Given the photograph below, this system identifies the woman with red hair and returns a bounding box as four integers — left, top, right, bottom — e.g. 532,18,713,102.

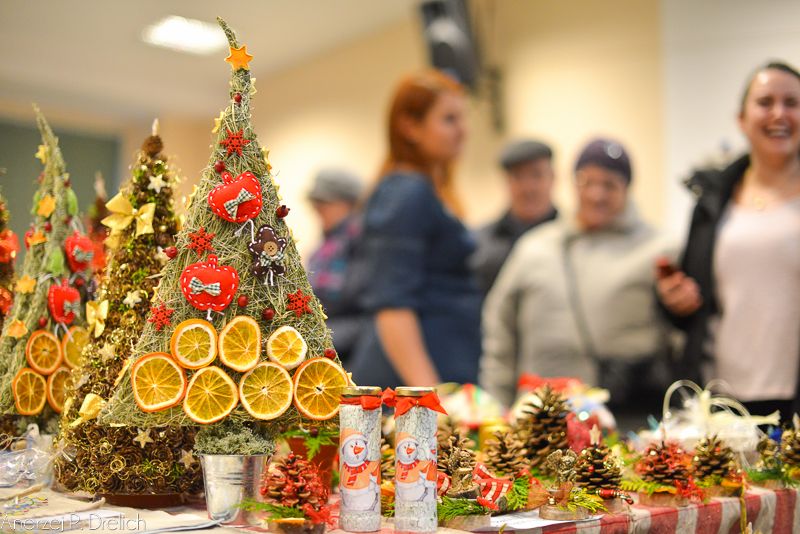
349,70,481,387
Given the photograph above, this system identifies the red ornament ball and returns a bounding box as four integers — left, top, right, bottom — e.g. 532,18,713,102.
233,93,242,104
164,246,178,259
323,348,336,360
213,160,226,173
74,277,85,288
309,427,319,437
63,177,71,187
237,295,249,308
262,307,275,321
64,216,72,225
44,222,52,232
276,205,290,218
38,317,47,328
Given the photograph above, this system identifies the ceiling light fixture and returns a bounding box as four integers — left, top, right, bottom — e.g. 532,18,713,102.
142,16,227,55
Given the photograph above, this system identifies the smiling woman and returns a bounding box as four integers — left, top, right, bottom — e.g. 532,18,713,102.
658,61,800,422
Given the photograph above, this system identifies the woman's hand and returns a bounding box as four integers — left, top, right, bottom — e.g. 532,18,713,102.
655,258,703,316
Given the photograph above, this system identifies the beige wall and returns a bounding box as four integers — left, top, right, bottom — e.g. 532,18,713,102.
249,0,664,259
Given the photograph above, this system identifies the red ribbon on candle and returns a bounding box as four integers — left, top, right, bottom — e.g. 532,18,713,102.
385,390,447,417
341,395,382,410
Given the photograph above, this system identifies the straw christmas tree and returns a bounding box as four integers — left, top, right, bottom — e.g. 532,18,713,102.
54,125,203,496
0,106,93,436
0,169,20,442
101,18,347,454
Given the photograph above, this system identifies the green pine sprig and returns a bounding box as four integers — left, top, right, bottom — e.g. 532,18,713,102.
620,476,676,495
240,500,305,519
561,487,607,513
437,496,492,522
504,475,531,511
280,427,338,459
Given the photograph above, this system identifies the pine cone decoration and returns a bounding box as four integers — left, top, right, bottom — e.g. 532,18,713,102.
262,454,328,510
574,443,622,491
757,436,780,471
636,442,690,486
485,430,528,477
782,427,800,469
381,438,395,481
692,435,736,481
515,386,569,469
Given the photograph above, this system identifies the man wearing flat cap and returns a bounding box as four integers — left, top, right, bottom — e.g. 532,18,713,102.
471,139,558,295
307,168,366,365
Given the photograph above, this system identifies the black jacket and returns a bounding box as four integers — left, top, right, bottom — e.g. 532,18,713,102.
665,154,800,406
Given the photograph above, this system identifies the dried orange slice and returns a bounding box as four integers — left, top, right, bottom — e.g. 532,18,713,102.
266,326,307,370
183,366,238,424
131,352,187,413
46,367,72,413
170,319,218,369
219,316,261,372
62,326,89,370
26,330,63,375
239,362,293,420
12,368,47,416
292,357,348,420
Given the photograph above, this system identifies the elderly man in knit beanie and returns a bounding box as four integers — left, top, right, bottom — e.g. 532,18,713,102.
307,168,367,366
480,138,677,430
472,139,558,295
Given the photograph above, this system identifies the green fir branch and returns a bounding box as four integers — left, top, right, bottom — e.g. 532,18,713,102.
281,427,337,459
240,500,305,519
504,475,530,511
437,496,491,522
620,477,676,495
562,488,607,514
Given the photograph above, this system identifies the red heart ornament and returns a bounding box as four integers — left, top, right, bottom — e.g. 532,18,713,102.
64,231,95,273
180,254,239,312
48,278,81,325
207,171,263,223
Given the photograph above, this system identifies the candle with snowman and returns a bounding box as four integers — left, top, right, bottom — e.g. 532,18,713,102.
339,386,383,532
393,387,443,534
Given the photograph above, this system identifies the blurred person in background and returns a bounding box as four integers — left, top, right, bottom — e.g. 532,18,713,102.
471,139,558,295
480,138,676,422
307,168,366,366
657,61,800,422
349,70,482,388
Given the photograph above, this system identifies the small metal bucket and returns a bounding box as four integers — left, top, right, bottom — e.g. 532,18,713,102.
200,454,271,526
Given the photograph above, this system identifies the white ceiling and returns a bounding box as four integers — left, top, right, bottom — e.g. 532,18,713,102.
0,0,418,121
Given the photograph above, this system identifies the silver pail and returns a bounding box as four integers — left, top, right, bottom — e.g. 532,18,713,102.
200,454,271,526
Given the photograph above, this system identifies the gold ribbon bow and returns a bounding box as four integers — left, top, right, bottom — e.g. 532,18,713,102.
101,193,155,236
86,300,109,337
69,393,106,427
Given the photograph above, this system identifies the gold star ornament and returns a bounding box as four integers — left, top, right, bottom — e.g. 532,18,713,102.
133,428,154,448
15,275,36,294
35,145,48,164
37,195,56,218
225,45,253,70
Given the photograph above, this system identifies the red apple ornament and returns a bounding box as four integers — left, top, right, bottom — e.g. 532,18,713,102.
48,278,81,325
180,254,239,312
207,171,263,223
65,231,95,273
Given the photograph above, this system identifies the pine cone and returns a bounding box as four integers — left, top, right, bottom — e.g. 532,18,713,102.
381,438,395,481
757,436,780,471
782,427,800,468
515,386,569,469
636,442,690,486
692,435,736,481
485,430,528,477
574,444,622,491
262,454,328,510
142,135,163,157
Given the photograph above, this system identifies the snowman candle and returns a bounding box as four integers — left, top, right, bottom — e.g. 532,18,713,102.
393,387,446,534
339,386,383,532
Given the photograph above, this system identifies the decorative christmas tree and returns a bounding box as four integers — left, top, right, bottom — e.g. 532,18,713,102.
54,124,202,498
100,19,347,455
691,435,737,482
0,106,93,436
484,430,528,478
0,169,20,446
574,426,622,492
515,386,569,469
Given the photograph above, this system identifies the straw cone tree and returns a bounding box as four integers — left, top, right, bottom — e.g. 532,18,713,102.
0,106,93,436
102,19,347,454
0,169,20,441
54,125,203,496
